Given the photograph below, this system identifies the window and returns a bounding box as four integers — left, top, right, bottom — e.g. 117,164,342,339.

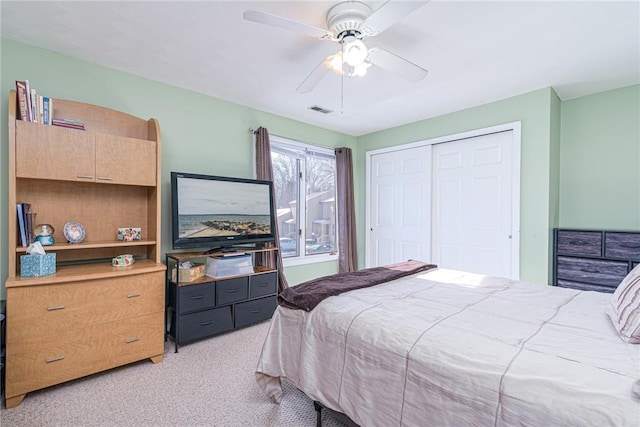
270,136,337,263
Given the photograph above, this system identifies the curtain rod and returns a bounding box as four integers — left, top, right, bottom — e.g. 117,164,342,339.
248,127,346,152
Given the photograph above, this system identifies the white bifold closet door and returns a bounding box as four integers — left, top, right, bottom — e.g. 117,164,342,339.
368,145,432,267
367,128,517,279
431,131,514,278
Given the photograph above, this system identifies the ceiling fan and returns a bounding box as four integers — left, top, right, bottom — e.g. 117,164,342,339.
244,1,430,94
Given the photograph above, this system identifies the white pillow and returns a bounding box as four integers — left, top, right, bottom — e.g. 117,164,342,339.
607,263,640,343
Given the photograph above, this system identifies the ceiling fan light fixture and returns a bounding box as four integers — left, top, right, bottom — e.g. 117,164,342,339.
343,38,368,67
350,61,371,77
324,51,344,75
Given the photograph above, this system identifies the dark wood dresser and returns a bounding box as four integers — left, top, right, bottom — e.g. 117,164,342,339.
553,228,640,292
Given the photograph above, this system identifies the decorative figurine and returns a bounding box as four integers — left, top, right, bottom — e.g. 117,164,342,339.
34,223,55,246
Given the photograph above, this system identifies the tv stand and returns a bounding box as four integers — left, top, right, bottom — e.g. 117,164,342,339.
165,246,279,352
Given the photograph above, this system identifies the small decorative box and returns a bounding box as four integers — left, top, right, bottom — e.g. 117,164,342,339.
179,263,205,283
20,253,56,277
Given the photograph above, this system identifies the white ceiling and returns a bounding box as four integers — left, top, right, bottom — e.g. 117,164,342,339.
2,1,639,136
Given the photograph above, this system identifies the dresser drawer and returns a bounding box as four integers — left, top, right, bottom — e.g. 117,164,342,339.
175,282,215,313
6,311,164,399
216,277,248,305
249,272,277,298
556,256,627,287
174,306,233,343
7,272,164,341
234,296,277,328
556,279,616,293
556,231,602,257
605,232,640,260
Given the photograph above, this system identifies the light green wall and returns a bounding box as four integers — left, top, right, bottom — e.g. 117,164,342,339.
559,85,640,229
356,88,558,284
0,39,355,297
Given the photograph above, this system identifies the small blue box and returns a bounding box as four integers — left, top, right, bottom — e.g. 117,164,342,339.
20,253,56,277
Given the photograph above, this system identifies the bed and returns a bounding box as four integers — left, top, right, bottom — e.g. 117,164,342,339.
255,263,640,426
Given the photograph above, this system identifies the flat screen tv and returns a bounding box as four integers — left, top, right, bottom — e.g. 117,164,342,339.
171,172,276,251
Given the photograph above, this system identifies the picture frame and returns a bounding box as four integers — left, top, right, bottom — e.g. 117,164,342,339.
117,227,141,241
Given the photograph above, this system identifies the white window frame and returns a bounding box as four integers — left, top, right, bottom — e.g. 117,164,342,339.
270,135,338,267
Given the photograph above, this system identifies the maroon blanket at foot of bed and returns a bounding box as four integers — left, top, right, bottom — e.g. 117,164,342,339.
277,260,437,311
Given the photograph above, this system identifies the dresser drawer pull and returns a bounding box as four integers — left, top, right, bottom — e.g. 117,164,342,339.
250,309,262,314
76,174,94,179
47,305,65,311
619,243,640,249
226,289,240,293
127,293,141,298
581,268,600,273
98,176,113,181
569,240,589,245
190,295,205,300
126,337,140,344
46,355,64,363
256,284,268,288
200,321,215,326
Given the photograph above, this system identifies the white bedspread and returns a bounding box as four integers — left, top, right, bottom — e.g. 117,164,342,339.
255,268,640,426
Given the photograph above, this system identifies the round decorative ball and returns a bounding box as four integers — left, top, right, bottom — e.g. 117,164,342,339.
34,223,55,246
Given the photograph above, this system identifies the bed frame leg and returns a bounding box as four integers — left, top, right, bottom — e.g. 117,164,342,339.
314,401,322,427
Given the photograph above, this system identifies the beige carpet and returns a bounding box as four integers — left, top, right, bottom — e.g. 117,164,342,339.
1,321,347,427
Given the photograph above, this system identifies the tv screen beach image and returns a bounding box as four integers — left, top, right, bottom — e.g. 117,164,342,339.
177,177,272,238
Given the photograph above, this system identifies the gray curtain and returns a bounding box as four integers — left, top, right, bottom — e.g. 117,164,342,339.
255,127,289,291
335,147,358,273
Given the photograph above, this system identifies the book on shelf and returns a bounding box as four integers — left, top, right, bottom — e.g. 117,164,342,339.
29,88,37,123
43,97,51,125
52,118,85,130
16,203,32,247
25,211,35,245
15,81,29,121
37,95,44,124
24,80,32,121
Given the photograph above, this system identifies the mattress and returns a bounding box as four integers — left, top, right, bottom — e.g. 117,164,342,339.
255,268,640,426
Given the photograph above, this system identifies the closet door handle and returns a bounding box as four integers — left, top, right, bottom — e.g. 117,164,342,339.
47,305,65,311
126,337,140,344
46,355,64,363
127,293,141,298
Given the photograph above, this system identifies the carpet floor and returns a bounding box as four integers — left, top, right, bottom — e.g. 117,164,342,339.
0,320,347,427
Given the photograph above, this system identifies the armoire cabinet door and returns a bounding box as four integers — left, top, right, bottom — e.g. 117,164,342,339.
95,134,156,186
15,121,96,181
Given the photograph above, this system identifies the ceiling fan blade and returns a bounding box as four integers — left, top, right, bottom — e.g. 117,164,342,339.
362,1,430,35
368,48,428,82
244,9,332,39
296,60,331,94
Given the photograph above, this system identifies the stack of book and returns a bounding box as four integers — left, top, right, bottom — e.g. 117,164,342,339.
52,118,85,130
205,253,254,278
15,80,53,125
16,203,34,247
